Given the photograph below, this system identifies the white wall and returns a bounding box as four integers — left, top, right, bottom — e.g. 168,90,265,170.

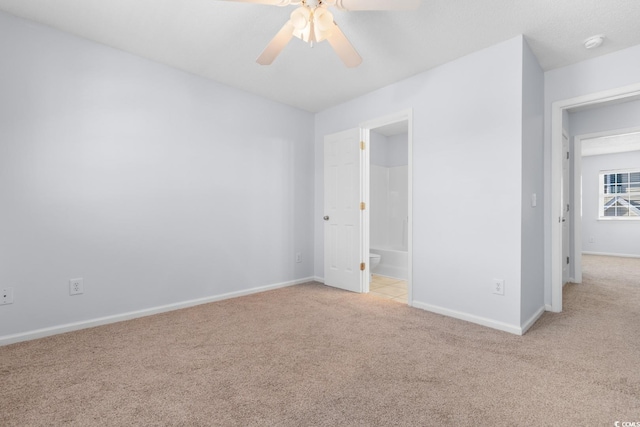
370,131,408,168
386,133,409,167
581,151,640,257
544,43,640,305
520,39,545,325
370,131,387,166
0,9,564,338
569,99,640,136
315,36,529,332
0,12,315,340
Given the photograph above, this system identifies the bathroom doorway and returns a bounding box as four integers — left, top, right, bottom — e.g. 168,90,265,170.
361,110,412,305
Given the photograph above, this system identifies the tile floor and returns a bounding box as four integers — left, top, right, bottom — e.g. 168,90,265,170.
369,274,408,303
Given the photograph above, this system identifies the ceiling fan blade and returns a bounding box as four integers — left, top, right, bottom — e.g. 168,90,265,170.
256,21,295,65
222,0,292,5
326,23,362,68
333,0,420,11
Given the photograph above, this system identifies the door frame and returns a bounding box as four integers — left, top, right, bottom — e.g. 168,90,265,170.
549,82,640,312
360,109,413,305
562,129,570,286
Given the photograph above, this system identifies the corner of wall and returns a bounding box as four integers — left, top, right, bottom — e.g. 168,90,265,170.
520,36,546,326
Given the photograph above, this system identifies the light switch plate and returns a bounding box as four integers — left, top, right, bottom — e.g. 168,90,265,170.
1,287,14,305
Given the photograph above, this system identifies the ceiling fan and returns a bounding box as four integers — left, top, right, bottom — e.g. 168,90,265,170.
224,0,421,67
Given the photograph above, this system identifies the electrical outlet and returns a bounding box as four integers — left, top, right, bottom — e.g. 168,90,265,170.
1,287,14,305
296,252,302,263
493,279,505,296
69,278,84,296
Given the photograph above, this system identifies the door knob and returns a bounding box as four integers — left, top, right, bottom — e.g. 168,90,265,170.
323,215,330,221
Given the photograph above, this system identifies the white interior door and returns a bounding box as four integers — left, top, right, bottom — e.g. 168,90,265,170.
562,131,570,285
324,128,363,293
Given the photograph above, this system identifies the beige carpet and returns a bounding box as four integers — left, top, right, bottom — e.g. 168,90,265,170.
1,255,639,426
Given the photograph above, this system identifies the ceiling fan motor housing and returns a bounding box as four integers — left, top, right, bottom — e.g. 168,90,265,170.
302,0,323,9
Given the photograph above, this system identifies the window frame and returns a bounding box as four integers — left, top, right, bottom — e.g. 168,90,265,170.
598,168,640,220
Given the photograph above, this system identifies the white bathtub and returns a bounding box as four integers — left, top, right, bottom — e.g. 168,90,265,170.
370,246,408,280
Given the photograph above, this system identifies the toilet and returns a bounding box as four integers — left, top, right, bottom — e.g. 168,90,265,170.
369,253,381,272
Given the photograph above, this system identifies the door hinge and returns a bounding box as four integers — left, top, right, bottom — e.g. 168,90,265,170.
567,204,570,212
566,151,570,160
360,141,365,150
360,262,366,271
360,202,366,210
566,256,570,265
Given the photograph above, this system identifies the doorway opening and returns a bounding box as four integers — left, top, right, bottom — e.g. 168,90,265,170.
321,110,412,302
361,110,413,305
571,125,640,285
549,84,640,312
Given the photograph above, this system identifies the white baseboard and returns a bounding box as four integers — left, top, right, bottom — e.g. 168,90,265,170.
412,300,524,335
0,277,314,347
312,276,324,283
582,251,640,259
521,306,546,335
545,304,554,311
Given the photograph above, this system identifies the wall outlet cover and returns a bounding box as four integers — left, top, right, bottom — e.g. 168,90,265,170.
492,279,505,296
69,278,84,296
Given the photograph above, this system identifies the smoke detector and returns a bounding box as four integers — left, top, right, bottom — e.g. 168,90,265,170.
584,35,605,49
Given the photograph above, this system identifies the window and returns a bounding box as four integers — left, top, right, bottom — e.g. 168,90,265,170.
599,169,640,219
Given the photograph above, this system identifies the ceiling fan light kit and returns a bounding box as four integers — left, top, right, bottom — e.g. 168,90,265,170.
223,0,421,67
290,5,333,43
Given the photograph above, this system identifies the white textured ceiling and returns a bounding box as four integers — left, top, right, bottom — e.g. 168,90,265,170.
1,0,639,112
